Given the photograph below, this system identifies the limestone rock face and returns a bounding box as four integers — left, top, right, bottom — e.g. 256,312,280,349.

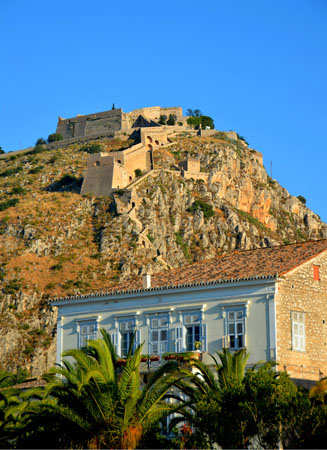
0,133,325,375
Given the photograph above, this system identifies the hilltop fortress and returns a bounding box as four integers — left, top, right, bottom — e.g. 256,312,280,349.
56,106,187,140
55,106,262,203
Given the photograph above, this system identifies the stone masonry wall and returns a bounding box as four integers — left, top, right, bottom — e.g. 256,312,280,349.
276,251,327,381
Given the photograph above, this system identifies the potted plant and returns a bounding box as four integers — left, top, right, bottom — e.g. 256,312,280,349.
149,355,160,362
163,352,178,360
116,359,127,366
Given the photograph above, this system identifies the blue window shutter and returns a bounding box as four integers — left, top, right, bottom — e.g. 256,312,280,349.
135,330,141,350
201,324,207,352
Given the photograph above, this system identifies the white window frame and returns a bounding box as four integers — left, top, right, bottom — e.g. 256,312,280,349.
111,315,140,357
76,317,100,349
175,308,207,353
222,305,247,350
149,314,169,356
291,311,305,351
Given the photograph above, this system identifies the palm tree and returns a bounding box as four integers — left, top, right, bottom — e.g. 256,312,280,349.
211,348,250,388
8,329,181,449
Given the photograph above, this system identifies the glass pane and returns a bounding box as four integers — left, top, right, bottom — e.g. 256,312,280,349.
229,323,235,334
81,326,88,335
237,322,243,334
88,325,95,333
194,326,200,342
152,343,158,354
152,318,159,328
161,330,167,341
185,315,191,324
152,330,159,341
230,335,235,348
192,314,199,323
238,335,243,348
159,317,167,327
236,311,243,319
228,312,235,320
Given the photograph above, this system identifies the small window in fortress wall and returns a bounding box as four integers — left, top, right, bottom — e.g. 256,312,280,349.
313,265,320,281
155,140,159,145
147,136,153,143
94,161,100,166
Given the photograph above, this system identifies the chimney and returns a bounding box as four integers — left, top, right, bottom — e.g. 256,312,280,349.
143,273,151,289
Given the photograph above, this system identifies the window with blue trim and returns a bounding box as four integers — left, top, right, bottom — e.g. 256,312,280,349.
227,310,245,349
150,316,169,355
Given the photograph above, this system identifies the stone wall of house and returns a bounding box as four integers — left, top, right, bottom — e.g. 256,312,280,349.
276,252,327,381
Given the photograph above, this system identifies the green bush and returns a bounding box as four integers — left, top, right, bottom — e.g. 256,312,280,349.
0,167,23,177
0,146,5,154
167,114,176,126
80,144,103,154
49,174,82,191
0,198,19,211
297,195,306,205
29,165,44,174
11,186,27,196
158,115,167,125
2,278,22,294
35,138,46,146
237,133,249,145
187,199,214,219
48,133,63,143
134,168,142,178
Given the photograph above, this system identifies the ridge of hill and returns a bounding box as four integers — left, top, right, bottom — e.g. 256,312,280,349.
0,132,325,374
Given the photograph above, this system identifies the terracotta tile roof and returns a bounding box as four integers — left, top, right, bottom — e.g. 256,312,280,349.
52,240,327,302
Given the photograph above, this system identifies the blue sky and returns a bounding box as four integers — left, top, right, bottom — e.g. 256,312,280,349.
1,0,327,221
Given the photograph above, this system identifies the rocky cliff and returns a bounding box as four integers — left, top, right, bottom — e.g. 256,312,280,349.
0,132,325,375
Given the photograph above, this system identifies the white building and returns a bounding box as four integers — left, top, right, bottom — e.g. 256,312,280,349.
51,240,327,381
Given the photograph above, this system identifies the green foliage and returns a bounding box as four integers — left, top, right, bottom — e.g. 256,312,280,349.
0,198,19,211
80,143,103,154
0,367,30,388
175,231,192,261
187,199,214,220
297,195,306,204
158,115,167,125
200,115,214,129
49,174,83,192
187,108,202,117
134,168,142,178
0,146,5,154
10,186,26,196
7,329,180,449
29,165,44,174
237,133,249,145
0,167,22,177
35,138,46,146
47,133,63,143
50,262,63,271
167,114,176,126
147,234,155,243
2,278,21,294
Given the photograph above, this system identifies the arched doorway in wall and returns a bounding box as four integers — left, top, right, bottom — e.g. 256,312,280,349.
129,176,132,182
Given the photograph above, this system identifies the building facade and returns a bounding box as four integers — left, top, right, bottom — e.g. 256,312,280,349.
51,240,327,382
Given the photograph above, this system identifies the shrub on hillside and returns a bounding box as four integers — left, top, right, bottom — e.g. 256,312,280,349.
0,198,19,211
134,168,142,178
167,114,176,126
0,167,23,177
47,174,83,192
80,144,103,154
297,195,306,205
187,199,214,219
48,133,63,143
35,138,46,146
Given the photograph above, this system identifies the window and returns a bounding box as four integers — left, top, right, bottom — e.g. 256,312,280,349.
227,310,245,349
150,316,168,355
291,311,305,351
78,320,97,348
120,320,135,357
111,317,140,357
174,311,207,352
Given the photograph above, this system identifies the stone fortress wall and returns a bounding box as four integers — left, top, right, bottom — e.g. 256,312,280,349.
56,106,186,140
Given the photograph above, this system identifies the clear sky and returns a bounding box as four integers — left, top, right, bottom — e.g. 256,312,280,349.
1,0,327,221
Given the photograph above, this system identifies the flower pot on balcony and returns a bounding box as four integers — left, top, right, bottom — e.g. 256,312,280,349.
150,356,160,362
117,359,127,366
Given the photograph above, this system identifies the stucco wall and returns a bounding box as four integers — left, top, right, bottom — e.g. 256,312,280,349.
276,251,327,380
54,279,276,368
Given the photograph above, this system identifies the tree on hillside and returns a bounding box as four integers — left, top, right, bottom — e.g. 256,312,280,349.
47,133,63,143
35,138,46,146
186,108,214,129
0,146,4,154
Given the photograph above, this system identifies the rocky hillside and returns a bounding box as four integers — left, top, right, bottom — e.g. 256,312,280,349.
0,132,325,375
